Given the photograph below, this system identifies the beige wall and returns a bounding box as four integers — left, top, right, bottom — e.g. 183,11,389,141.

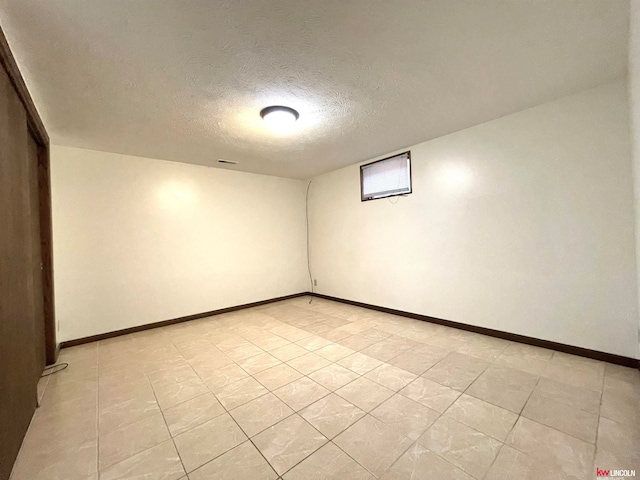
309,81,639,358
51,146,309,342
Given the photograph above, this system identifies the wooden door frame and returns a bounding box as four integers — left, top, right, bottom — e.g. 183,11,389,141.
0,24,57,364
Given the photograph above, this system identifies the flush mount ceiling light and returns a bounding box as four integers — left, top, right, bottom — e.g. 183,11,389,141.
260,105,299,133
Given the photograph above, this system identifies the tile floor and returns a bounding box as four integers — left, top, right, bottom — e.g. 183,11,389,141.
10,296,640,480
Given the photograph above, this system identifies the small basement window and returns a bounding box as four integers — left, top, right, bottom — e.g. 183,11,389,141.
360,151,412,201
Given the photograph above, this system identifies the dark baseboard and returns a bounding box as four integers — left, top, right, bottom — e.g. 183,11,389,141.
60,290,639,369
60,292,308,348
309,292,640,369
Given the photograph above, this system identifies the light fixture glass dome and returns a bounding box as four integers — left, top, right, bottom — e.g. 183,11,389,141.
260,106,299,133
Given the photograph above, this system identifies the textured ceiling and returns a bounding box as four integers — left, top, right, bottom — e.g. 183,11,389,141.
0,1,629,179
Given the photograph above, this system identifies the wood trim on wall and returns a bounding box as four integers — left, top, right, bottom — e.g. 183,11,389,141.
60,293,308,348
309,293,640,368
0,24,56,364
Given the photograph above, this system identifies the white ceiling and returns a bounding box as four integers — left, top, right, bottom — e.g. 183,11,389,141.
0,1,629,179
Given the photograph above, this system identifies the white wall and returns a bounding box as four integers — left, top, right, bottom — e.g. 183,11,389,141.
309,81,639,359
630,0,640,357
51,146,309,342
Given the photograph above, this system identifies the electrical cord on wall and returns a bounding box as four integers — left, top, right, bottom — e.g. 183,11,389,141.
40,363,68,377
306,179,313,304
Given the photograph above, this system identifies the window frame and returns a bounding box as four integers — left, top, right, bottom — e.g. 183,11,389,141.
360,150,412,202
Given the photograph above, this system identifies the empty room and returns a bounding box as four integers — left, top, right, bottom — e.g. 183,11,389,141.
1,1,639,479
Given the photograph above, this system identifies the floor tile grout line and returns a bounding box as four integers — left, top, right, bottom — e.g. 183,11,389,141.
147,351,189,477
331,413,411,478
176,323,395,477
173,335,286,476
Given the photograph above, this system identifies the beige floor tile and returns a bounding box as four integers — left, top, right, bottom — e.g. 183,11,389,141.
189,441,278,480
253,414,328,475
300,393,366,439
506,417,595,480
371,394,440,440
604,363,640,384
188,352,234,378
212,376,268,410
270,326,312,343
230,392,294,437
485,445,567,480
543,362,603,392
303,322,335,335
252,335,291,351
358,342,402,362
254,363,303,390
295,335,333,351
237,352,282,375
596,416,640,467
549,352,605,374
594,444,640,476
399,377,460,413
359,328,393,342
337,352,383,375
336,377,394,412
147,363,199,386
335,321,371,335
494,352,550,376
532,377,601,414
28,399,97,449
18,299,640,480
201,363,249,390
600,377,640,424
152,376,210,410
270,343,310,362
283,442,374,480
212,335,251,352
287,353,332,375
455,337,507,362
99,379,156,406
145,356,194,376
308,364,359,390
381,442,474,480
163,393,225,436
322,317,352,328
174,412,247,473
274,377,331,411
481,364,539,390
322,327,354,342
99,411,170,468
315,344,356,362
501,343,554,360
334,415,413,477
226,343,265,362
444,394,518,442
387,351,441,375
11,436,97,480
338,333,381,351
465,374,532,413
40,378,97,407
422,362,480,391
45,363,98,386
99,440,185,480
439,352,489,376
522,391,598,443
418,416,502,479
365,364,417,391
